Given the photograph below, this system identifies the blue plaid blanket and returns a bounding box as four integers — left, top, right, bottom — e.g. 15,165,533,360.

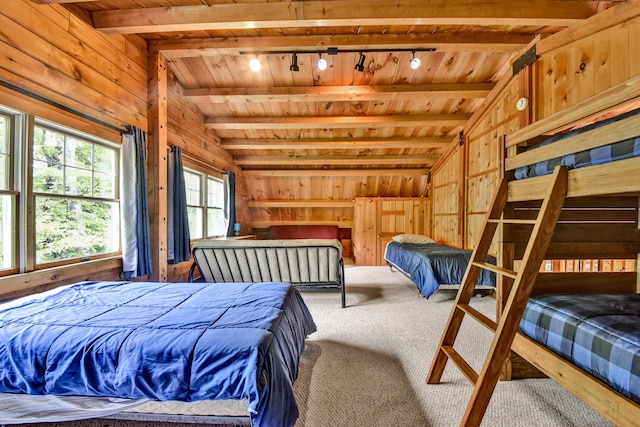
520,294,640,403
515,108,640,179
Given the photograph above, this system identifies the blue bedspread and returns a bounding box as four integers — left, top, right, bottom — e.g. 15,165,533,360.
520,294,640,403
0,281,316,427
515,107,640,179
384,242,495,298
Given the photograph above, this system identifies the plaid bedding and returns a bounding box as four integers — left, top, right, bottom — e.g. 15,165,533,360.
515,107,640,179
520,294,640,403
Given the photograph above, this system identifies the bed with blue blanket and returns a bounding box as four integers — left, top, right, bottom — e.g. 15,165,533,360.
0,280,316,427
384,240,495,298
520,294,640,404
513,107,640,180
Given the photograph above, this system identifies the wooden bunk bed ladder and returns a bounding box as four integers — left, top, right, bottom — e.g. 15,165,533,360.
426,166,568,427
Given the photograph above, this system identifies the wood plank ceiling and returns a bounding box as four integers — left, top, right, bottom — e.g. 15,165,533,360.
34,0,622,176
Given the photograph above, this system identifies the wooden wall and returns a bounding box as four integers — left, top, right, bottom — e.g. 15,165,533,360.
430,2,640,260
0,1,148,299
431,143,464,247
0,1,147,132
244,174,429,233
0,1,245,294
165,66,248,282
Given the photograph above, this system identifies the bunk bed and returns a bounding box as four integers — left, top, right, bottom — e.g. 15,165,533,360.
427,93,640,426
0,280,316,427
501,104,640,426
383,234,495,298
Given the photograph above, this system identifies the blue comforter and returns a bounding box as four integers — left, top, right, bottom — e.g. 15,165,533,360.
521,294,640,403
384,242,495,298
515,107,640,179
0,281,316,427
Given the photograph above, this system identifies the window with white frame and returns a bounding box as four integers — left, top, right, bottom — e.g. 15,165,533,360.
184,168,225,239
0,111,15,271
32,123,120,265
184,169,204,240
207,176,225,236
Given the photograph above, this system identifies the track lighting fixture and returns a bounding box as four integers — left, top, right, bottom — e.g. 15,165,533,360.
409,51,421,70
249,57,261,72
316,53,328,71
289,53,299,72
239,47,435,72
354,53,366,72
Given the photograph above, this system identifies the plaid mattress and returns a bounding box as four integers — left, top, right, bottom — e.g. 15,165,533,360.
515,107,640,179
520,294,640,403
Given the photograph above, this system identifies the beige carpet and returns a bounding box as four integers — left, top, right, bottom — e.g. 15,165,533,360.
13,266,613,426
293,265,612,427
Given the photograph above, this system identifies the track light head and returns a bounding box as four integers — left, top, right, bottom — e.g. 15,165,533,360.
249,57,261,72
289,53,299,72
317,54,328,71
409,52,421,70
355,53,366,72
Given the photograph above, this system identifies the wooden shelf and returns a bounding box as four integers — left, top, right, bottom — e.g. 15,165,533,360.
250,220,353,229
248,199,354,208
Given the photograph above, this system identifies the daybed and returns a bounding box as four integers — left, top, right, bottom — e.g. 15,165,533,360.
0,280,316,427
384,234,495,298
190,238,346,307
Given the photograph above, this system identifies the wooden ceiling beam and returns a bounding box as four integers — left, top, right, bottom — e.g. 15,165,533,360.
156,34,533,57
220,137,450,150
91,1,597,34
235,155,439,166
185,83,493,104
32,0,95,3
242,168,429,177
205,114,470,129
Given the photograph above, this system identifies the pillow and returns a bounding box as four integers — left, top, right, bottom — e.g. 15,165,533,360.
391,234,435,244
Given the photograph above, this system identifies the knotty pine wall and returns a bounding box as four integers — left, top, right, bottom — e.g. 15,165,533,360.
244,174,430,239
165,67,248,281
0,0,246,295
431,3,640,256
0,1,147,299
430,143,464,247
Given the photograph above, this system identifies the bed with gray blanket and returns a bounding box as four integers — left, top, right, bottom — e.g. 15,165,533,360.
190,239,345,307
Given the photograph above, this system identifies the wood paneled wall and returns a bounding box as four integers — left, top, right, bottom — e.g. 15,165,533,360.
464,77,523,252
534,15,640,120
165,66,249,282
0,1,147,131
431,3,640,258
431,144,464,247
244,174,430,231
0,0,147,298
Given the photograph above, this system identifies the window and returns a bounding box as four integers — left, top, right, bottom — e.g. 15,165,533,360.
184,170,204,239
207,176,225,236
0,111,15,271
184,168,225,239
32,123,120,265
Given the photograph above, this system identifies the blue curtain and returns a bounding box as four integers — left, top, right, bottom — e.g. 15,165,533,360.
167,146,191,264
224,170,236,237
121,126,152,279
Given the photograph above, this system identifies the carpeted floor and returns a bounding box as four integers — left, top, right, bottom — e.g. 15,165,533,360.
13,266,613,426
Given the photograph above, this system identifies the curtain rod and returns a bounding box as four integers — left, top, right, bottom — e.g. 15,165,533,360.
168,145,225,174
0,80,129,134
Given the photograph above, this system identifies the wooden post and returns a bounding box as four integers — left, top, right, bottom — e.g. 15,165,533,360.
147,48,168,282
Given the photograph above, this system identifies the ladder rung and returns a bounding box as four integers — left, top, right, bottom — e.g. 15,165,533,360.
458,303,497,332
487,218,537,225
472,262,517,279
442,346,479,385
